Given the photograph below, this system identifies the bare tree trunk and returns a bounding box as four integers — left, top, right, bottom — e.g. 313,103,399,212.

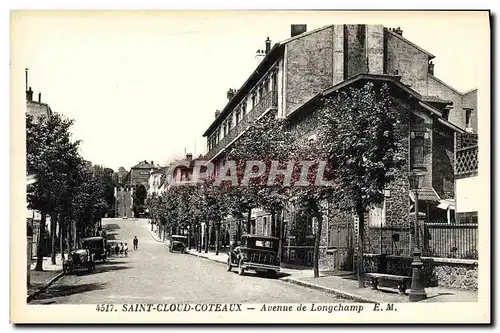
277,211,283,260
246,208,252,234
271,211,276,237
59,219,63,264
215,221,220,255
34,212,46,271
313,214,323,278
205,222,210,253
50,214,57,265
67,221,72,254
357,209,365,288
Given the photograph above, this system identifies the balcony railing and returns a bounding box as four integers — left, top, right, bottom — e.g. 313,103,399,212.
205,90,277,160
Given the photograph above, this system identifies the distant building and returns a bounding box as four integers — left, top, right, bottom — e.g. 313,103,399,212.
127,160,158,189
26,87,52,123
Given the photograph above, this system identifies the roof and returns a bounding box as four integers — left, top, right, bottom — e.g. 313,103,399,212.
416,187,441,202
384,28,435,59
202,24,442,137
131,160,157,169
421,95,453,105
429,75,477,96
203,43,285,137
150,167,167,175
290,73,465,134
241,234,279,240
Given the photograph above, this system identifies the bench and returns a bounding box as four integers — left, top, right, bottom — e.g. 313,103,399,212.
364,272,412,295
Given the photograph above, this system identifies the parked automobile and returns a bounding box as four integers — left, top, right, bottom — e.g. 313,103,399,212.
62,248,96,275
169,235,188,253
227,235,280,278
81,236,107,262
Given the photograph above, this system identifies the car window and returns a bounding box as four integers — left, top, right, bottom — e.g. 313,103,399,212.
255,240,274,248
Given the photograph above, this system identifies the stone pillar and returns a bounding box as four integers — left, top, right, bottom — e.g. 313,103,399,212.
333,24,345,85
366,25,384,74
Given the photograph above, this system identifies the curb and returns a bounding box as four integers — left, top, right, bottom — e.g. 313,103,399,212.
281,277,376,303
185,250,227,266
144,225,169,245
27,270,64,303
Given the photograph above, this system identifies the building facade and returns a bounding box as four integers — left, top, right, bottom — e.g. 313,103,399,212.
201,24,478,280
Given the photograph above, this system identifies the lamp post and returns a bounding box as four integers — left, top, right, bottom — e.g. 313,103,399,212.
408,173,427,302
187,225,191,250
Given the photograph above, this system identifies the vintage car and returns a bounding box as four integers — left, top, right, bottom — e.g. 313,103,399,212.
62,248,96,274
81,236,107,262
169,235,188,253
227,235,281,277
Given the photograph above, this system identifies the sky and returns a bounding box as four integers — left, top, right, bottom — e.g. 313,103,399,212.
11,11,487,171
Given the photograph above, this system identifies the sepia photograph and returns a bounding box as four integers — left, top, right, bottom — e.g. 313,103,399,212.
10,9,490,324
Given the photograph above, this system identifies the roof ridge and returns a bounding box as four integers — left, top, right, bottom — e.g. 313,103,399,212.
384,28,435,59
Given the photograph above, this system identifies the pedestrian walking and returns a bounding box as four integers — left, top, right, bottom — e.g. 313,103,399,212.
133,236,138,250
124,243,129,257
114,244,120,257
119,242,124,257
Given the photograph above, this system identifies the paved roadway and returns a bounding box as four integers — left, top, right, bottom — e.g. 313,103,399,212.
31,218,347,304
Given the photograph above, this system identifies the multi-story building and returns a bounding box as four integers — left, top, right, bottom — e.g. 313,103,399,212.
201,24,477,278
125,160,159,189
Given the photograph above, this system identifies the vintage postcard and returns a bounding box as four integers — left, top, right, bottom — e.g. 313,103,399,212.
10,10,491,324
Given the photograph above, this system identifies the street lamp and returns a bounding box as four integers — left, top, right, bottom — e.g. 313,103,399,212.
408,172,427,302
187,225,191,250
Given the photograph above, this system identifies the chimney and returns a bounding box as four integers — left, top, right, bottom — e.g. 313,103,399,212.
215,110,221,118
227,88,236,101
151,161,154,166
428,61,435,75
255,49,265,64
38,92,41,103
291,24,307,37
26,87,33,102
265,37,271,54
394,27,403,36
186,153,193,161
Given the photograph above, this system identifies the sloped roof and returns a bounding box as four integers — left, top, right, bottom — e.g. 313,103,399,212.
131,160,156,169
291,73,465,134
421,95,453,105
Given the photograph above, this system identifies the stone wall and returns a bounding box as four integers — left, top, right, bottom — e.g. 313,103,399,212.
385,30,429,94
428,75,466,129
462,89,478,133
363,254,478,291
345,25,368,79
285,26,334,116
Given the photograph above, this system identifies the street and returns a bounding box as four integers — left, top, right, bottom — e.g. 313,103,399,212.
30,218,348,304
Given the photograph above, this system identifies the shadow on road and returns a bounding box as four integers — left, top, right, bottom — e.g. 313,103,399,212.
94,264,131,274
32,282,107,301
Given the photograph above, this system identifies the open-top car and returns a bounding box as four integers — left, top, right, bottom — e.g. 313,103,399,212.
81,236,107,262
63,248,96,275
227,235,280,278
169,235,188,253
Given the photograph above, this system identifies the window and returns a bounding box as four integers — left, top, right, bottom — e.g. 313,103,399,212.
227,117,233,130
412,136,425,167
223,122,227,136
368,200,386,227
242,102,247,115
251,94,256,108
236,109,241,124
263,217,268,236
442,109,450,121
465,109,472,128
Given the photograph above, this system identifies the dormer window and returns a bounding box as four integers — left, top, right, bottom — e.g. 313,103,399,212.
442,109,450,121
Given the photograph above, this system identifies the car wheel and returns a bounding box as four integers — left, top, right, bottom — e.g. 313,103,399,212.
227,258,232,272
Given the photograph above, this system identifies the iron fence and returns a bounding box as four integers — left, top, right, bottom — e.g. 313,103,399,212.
422,222,478,259
365,222,478,260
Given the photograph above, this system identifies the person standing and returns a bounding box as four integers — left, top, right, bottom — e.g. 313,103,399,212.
133,236,138,250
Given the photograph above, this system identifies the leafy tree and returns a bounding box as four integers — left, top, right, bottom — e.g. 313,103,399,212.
318,82,407,286
26,113,81,270
133,184,148,217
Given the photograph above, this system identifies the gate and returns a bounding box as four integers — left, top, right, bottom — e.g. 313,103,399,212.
328,221,354,271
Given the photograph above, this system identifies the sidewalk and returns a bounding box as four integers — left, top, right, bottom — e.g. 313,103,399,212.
283,274,479,303
144,224,477,303
28,253,64,301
